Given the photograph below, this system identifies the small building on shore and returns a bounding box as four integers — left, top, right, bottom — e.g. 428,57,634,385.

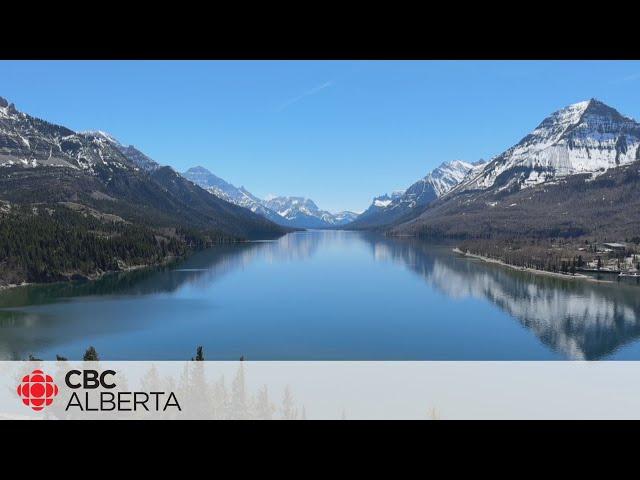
602,243,627,253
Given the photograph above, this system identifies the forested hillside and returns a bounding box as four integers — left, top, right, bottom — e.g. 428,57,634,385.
0,205,237,286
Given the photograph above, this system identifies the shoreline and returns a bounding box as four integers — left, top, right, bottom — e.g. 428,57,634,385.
0,255,182,293
0,235,273,294
0,237,270,294
452,247,612,283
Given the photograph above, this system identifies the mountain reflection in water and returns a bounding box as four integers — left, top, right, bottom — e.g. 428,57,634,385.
369,237,640,360
0,230,638,360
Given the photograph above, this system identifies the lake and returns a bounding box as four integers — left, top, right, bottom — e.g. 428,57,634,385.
1,230,639,361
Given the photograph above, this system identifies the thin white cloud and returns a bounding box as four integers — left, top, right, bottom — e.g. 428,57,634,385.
277,80,335,111
617,72,640,83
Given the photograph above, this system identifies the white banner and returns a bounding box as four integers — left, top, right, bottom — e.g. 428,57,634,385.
1,361,639,419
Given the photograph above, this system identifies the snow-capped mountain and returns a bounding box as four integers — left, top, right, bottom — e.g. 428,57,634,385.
332,210,360,225
0,96,288,239
423,160,485,197
392,99,640,241
0,98,133,172
373,191,405,209
182,166,358,229
348,160,484,229
182,166,286,225
455,99,640,193
81,130,160,171
262,196,358,228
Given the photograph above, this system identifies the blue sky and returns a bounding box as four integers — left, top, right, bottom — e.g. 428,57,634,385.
1,60,640,212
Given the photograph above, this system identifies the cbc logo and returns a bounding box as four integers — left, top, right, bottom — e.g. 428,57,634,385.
17,369,59,411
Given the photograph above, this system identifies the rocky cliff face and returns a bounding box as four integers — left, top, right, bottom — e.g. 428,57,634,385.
455,99,640,193
391,100,640,241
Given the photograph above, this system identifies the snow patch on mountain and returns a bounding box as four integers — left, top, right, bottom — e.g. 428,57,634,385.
263,196,358,227
0,98,148,173
456,99,640,193
374,198,392,208
183,166,359,229
350,160,485,228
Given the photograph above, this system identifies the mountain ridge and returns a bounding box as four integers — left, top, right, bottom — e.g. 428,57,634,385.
452,99,640,195
347,159,486,229
391,99,640,241
0,96,288,240
182,166,359,229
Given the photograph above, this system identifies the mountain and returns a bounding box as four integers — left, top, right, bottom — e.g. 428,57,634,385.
81,131,161,172
181,166,286,225
262,196,358,228
332,210,360,225
0,95,288,283
183,166,359,229
391,99,640,240
454,99,640,194
347,160,484,229
369,235,640,360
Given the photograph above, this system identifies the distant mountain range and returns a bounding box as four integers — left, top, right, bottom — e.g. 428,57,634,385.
182,166,358,229
348,160,486,229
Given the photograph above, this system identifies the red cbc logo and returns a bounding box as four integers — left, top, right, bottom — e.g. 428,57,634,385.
17,369,59,411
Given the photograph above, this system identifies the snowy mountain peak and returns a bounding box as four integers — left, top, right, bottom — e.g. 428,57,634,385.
425,160,478,197
0,100,137,171
185,166,210,174
0,97,20,118
79,131,160,171
372,192,402,208
456,99,640,193
264,196,318,217
81,130,121,145
182,166,358,229
183,166,229,189
349,160,484,229
262,196,355,227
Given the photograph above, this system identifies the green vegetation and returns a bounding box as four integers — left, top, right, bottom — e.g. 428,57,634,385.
458,237,640,276
0,205,237,286
83,346,99,361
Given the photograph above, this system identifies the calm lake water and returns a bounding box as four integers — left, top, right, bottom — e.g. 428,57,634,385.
1,230,640,361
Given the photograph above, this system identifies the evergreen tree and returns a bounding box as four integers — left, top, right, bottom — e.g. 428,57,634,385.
83,346,99,361
192,346,205,361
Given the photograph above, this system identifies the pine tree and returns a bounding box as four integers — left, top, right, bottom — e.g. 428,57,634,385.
83,346,99,361
192,346,205,361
